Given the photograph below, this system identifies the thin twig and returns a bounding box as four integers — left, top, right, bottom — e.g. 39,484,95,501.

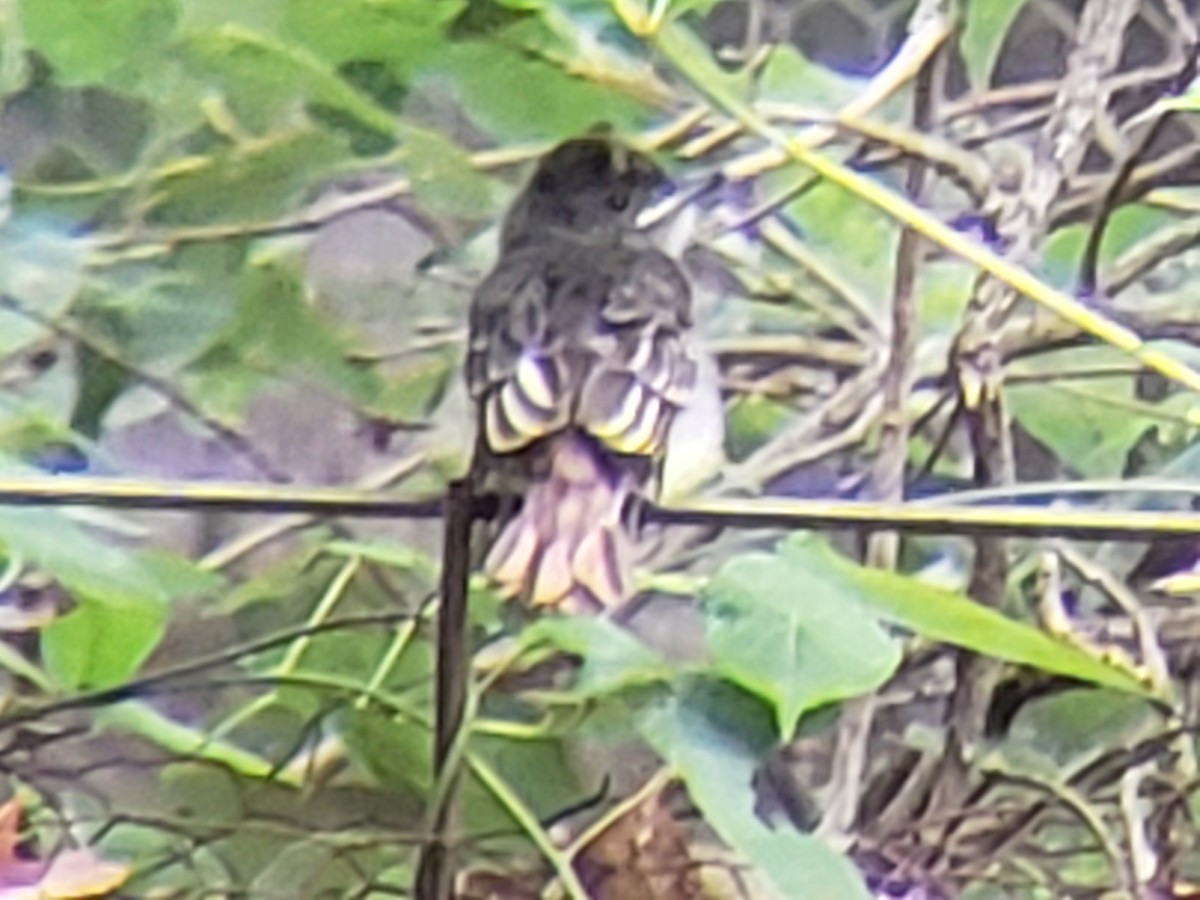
1077,112,1175,298
827,11,944,845
1057,542,1171,690
0,611,420,732
89,147,535,255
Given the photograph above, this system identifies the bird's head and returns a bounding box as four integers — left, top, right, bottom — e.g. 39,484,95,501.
501,136,671,249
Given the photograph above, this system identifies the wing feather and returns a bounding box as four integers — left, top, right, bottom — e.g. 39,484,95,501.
469,241,695,460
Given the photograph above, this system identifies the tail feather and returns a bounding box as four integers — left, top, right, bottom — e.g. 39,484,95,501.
484,433,633,612
573,526,630,609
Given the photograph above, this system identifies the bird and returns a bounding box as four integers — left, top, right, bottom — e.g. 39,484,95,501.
466,134,699,613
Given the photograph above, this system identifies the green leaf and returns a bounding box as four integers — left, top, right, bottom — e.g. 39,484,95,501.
249,841,340,898
42,594,166,688
520,615,673,698
781,537,1153,696
19,0,179,86
989,688,1159,781
640,678,870,900
447,0,671,136
88,275,239,374
281,0,460,78
1039,222,1088,290
160,761,246,823
178,0,288,31
440,41,653,142
917,259,976,332
702,552,899,737
371,352,456,424
276,628,434,702
0,494,205,689
783,181,897,301
463,733,581,841
757,44,868,110
403,129,501,218
1009,383,1147,478
1041,205,1168,290
1009,346,1192,478
447,0,558,46
144,128,346,226
0,507,169,606
340,707,432,795
211,256,383,406
220,544,329,613
726,394,792,462
183,25,399,137
1093,205,1173,263
138,551,226,598
961,0,1031,89
0,224,87,356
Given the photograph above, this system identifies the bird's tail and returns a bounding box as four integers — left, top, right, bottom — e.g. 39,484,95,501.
483,433,634,612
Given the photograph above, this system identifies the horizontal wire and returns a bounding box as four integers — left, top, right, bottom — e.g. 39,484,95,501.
0,474,446,517
0,473,1195,541
651,497,1200,541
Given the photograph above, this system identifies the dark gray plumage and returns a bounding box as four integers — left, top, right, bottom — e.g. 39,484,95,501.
467,136,697,611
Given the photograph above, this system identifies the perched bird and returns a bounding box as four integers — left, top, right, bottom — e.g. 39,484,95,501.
466,135,698,612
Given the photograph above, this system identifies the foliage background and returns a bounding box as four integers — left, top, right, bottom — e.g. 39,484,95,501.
0,0,1199,897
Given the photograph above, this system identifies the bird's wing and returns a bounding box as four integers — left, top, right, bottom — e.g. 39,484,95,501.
468,242,697,460
467,249,569,455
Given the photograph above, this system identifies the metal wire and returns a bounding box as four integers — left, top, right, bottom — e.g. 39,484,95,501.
1,473,1199,540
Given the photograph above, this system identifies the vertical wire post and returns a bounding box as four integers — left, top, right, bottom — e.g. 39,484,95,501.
414,478,474,900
